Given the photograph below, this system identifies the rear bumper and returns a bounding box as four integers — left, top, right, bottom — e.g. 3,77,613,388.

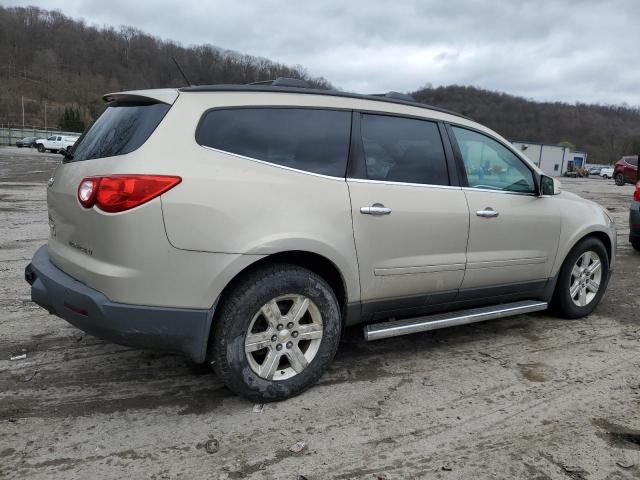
631,201,640,243
26,245,215,362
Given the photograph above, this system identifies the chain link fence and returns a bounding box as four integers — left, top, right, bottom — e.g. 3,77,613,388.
0,126,82,146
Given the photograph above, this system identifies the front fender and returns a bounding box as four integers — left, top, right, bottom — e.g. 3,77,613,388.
551,194,616,275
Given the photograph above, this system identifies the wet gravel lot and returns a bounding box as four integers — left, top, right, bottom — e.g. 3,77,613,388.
1,146,639,479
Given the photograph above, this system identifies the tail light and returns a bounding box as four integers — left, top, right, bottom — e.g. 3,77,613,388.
77,175,181,212
635,181,640,202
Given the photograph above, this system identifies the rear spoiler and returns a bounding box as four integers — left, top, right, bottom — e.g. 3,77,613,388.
102,89,179,105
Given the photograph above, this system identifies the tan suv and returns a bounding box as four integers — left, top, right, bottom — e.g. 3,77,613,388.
26,79,616,402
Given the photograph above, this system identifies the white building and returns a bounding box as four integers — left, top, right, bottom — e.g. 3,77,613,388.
511,141,588,177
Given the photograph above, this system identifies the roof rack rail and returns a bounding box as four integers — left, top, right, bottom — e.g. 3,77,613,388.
247,77,309,88
247,79,275,85
370,91,415,102
271,77,309,88
179,84,469,120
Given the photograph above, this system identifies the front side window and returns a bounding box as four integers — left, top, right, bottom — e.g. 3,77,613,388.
197,108,351,177
451,126,535,194
626,156,638,167
360,114,449,185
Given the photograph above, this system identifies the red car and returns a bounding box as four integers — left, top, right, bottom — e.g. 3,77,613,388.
614,155,638,186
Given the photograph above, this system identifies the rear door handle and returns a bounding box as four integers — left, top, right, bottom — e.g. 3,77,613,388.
476,207,499,218
360,204,392,216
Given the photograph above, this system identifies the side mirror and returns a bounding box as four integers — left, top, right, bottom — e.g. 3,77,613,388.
540,175,561,196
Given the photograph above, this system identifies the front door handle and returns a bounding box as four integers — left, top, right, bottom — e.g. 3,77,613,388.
360,203,392,216
476,207,499,218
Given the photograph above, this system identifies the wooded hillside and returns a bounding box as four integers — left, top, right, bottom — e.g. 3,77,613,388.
1,5,639,163
413,85,640,164
0,6,330,129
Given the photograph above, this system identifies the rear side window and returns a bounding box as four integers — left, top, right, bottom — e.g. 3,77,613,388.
70,102,170,161
360,114,449,185
196,108,351,177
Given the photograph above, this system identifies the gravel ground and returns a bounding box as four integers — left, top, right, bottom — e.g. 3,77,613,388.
0,146,639,479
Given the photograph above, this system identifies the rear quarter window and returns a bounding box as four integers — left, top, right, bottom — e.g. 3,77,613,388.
70,102,170,162
196,108,352,177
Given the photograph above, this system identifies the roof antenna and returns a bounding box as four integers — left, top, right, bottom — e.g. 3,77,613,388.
171,56,192,86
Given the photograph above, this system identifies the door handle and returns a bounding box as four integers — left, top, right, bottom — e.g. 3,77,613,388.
476,207,499,218
360,204,392,216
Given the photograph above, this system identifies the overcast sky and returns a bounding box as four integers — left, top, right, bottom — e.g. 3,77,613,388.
7,0,640,106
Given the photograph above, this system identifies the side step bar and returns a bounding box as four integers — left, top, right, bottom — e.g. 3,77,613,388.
364,300,548,341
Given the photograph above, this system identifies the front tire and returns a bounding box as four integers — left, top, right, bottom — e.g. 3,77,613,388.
632,239,640,252
209,264,341,402
615,173,626,186
36,144,45,153
552,237,609,319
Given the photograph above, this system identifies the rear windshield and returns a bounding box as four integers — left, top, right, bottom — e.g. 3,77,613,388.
70,102,170,162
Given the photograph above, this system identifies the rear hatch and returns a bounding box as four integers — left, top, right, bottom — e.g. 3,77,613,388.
46,90,178,301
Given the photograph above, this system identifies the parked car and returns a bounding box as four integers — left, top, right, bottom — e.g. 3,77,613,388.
35,135,79,153
600,167,614,179
614,155,638,186
25,80,617,402
588,167,601,176
16,136,37,148
631,182,640,252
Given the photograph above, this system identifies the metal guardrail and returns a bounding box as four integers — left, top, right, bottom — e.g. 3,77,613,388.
0,127,82,146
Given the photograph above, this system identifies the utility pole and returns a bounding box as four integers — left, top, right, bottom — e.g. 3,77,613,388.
44,101,47,132
21,95,25,129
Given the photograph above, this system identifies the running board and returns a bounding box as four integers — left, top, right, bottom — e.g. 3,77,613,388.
364,300,548,341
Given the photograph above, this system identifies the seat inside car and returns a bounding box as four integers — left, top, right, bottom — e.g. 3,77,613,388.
387,146,442,184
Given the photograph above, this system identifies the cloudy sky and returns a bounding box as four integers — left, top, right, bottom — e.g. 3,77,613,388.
8,0,640,105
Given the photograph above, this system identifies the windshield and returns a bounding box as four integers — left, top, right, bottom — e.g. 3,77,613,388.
69,102,170,162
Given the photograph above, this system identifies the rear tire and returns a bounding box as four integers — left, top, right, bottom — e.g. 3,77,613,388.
632,239,640,252
551,237,609,319
602,175,609,179
209,264,341,402
615,173,626,186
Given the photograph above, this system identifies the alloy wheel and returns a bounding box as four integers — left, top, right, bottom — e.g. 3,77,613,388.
569,250,602,307
245,294,323,380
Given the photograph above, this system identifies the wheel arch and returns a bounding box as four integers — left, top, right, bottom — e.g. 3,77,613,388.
213,250,352,324
587,231,612,262
554,228,613,276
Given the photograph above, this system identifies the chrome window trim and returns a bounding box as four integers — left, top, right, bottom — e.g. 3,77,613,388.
347,177,461,190
461,187,537,197
199,144,347,182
